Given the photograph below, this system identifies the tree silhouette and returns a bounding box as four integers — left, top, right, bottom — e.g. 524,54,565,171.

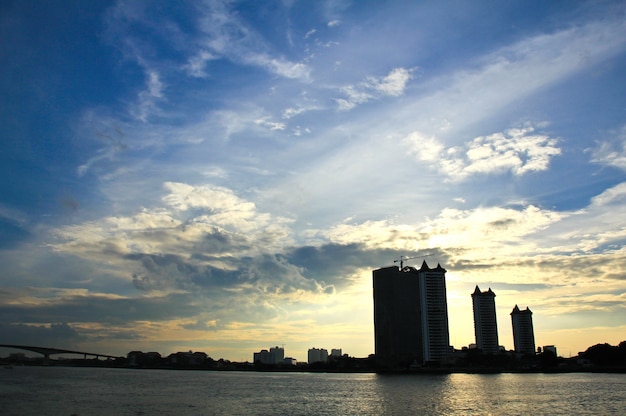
583,342,626,366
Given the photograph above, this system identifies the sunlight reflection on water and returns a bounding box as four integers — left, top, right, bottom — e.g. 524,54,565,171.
1,367,625,415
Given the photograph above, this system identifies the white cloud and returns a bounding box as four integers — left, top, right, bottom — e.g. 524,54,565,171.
335,67,412,110
206,106,286,141
292,126,311,136
405,125,561,181
422,205,562,253
282,107,304,119
335,86,373,110
163,182,255,214
314,203,563,258
183,50,216,78
491,181,626,256
201,166,228,179
77,148,117,177
282,104,320,119
257,56,311,80
51,182,296,266
194,2,311,81
366,67,412,97
403,132,444,162
255,118,286,131
387,17,626,144
590,182,626,208
590,125,626,170
0,204,29,229
131,70,165,122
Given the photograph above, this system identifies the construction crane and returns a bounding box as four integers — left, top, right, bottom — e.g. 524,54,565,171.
393,254,431,270
394,255,420,269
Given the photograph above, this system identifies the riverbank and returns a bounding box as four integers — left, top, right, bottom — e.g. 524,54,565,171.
3,359,625,374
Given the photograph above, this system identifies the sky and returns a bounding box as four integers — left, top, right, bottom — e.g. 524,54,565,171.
1,0,626,362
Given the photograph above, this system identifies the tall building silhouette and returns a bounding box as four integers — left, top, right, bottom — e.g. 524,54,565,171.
511,305,535,354
471,286,500,354
373,261,450,368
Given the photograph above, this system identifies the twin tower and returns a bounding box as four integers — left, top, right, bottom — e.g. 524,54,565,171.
373,262,535,369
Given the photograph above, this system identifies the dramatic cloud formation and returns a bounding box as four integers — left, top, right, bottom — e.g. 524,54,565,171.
1,0,626,361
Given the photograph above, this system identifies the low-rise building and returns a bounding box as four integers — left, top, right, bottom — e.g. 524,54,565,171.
308,347,328,363
283,357,297,366
253,346,285,364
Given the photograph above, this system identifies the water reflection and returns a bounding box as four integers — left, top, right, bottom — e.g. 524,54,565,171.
372,374,449,414
370,373,626,415
1,368,625,415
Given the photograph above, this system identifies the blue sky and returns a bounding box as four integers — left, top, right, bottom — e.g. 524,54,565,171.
1,0,626,361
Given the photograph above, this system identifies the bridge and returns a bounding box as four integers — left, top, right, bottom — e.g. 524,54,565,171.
0,344,124,361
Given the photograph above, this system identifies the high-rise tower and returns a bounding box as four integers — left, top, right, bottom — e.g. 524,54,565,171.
373,261,450,369
417,261,450,362
511,305,535,354
471,286,499,354
373,265,422,369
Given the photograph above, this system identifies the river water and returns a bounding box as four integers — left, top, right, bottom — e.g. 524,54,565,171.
1,367,625,415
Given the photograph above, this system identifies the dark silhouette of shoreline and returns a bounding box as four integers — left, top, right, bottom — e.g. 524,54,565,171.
2,341,625,374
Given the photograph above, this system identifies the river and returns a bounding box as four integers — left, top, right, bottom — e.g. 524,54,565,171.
1,366,625,415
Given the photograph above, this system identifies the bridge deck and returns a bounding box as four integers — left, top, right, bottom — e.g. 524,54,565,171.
0,344,123,359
